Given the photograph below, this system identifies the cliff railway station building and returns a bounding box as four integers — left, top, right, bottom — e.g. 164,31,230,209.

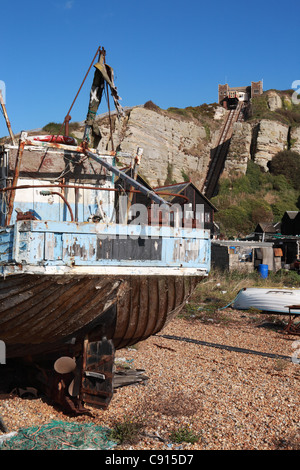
218,81,263,109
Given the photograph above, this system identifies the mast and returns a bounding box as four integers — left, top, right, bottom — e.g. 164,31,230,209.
0,90,16,146
83,48,124,147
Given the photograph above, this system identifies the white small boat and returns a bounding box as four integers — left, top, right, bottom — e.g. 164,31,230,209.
233,288,300,315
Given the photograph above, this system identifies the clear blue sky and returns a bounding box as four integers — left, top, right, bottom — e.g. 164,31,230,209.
0,0,298,136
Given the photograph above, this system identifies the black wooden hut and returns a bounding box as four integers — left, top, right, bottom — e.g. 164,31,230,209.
281,211,300,236
153,181,218,234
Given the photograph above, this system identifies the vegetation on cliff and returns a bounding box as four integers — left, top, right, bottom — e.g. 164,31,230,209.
249,89,300,126
211,159,300,238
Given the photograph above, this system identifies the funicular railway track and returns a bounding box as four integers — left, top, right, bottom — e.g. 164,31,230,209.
203,101,244,199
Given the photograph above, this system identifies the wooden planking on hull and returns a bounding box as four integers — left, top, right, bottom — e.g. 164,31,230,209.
0,275,121,346
1,274,203,359
112,275,202,349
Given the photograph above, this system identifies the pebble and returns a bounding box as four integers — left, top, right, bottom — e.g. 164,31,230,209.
1,311,300,450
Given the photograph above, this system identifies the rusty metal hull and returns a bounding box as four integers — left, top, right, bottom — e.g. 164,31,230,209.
0,273,201,359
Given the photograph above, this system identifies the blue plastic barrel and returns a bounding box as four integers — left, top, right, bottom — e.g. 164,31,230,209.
258,264,268,278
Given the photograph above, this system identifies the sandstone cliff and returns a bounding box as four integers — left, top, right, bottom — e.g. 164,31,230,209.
29,89,300,194
80,104,223,189
83,90,299,191
224,118,289,174
224,90,300,176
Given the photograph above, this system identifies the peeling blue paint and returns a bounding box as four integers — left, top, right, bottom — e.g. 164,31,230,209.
0,220,211,271
0,146,211,277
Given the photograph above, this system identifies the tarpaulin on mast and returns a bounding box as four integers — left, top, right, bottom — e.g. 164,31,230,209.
84,49,124,147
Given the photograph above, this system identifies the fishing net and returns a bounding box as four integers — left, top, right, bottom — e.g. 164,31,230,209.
0,420,117,450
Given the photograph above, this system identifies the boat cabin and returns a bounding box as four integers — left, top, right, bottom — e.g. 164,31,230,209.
0,134,211,275
0,137,116,226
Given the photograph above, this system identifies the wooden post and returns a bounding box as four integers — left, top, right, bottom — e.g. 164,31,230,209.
0,90,16,146
126,147,143,222
5,131,26,225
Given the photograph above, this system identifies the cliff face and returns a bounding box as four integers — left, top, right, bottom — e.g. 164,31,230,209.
225,119,289,174
253,120,289,170
71,90,300,191
90,106,222,189
224,121,253,174
225,90,300,175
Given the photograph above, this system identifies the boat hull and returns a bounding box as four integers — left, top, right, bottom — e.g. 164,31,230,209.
233,287,300,315
0,273,201,359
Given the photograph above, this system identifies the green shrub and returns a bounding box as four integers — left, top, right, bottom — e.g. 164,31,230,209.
276,108,300,125
249,94,270,120
271,192,299,220
216,177,231,196
269,150,300,190
249,91,300,125
169,426,200,444
181,168,190,182
249,202,273,225
167,103,218,121
109,415,145,445
271,174,290,192
42,122,63,134
213,159,300,237
245,161,264,192
42,121,80,136
230,175,252,195
216,205,251,237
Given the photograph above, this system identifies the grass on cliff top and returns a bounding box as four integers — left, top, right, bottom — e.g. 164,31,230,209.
249,90,300,127
166,102,219,120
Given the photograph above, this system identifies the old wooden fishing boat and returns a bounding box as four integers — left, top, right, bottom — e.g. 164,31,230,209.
0,47,210,413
